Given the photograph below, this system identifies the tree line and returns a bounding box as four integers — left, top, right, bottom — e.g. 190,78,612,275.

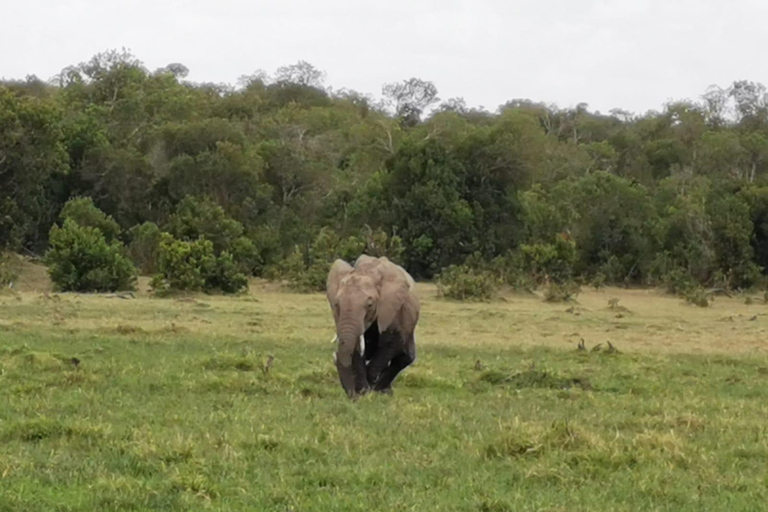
3,49,768,297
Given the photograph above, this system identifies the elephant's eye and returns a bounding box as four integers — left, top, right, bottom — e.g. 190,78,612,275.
365,298,374,309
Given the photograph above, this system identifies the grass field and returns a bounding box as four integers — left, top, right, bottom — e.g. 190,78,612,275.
2,266,768,511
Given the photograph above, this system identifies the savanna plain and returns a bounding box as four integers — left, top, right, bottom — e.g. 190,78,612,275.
2,264,768,512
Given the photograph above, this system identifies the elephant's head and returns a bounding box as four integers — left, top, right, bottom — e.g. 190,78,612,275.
326,256,414,398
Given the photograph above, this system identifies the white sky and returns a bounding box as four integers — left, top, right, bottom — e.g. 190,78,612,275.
2,0,767,115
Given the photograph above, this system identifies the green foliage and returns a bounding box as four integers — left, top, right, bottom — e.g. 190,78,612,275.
519,234,578,284
151,235,215,292
359,226,405,261
270,228,366,292
268,227,404,292
380,138,476,277
8,51,768,298
543,281,581,303
207,251,249,294
656,266,697,295
127,222,162,274
683,286,712,307
590,272,607,291
0,252,18,287
60,197,122,242
707,192,761,289
230,236,262,276
0,86,68,251
165,196,244,254
45,219,136,292
150,234,247,294
436,264,500,301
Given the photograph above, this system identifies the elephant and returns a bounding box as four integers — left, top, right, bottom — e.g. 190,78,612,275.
326,255,420,399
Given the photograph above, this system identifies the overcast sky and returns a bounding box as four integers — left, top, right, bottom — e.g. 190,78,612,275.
2,0,767,114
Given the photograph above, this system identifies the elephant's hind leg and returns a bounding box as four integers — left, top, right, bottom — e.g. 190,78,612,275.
373,332,415,393
365,330,401,388
373,352,413,393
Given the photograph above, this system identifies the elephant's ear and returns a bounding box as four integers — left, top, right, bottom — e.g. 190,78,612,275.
401,290,420,335
396,263,416,290
327,259,353,308
377,278,419,334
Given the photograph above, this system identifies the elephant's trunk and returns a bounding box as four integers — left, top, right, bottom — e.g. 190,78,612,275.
335,315,365,398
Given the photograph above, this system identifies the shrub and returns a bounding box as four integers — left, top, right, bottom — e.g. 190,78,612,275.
231,236,263,276
151,234,247,294
519,234,577,284
268,227,410,292
208,251,248,294
59,197,121,242
0,252,18,287
436,264,500,301
659,267,697,295
543,281,581,303
360,226,405,261
683,286,711,307
590,272,607,291
310,227,366,266
45,219,136,292
151,234,214,292
128,222,162,274
596,254,627,284
270,245,332,293
165,196,243,253
248,225,282,273
487,251,534,291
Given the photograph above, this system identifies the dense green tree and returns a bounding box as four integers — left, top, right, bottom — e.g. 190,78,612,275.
0,87,69,251
7,50,768,293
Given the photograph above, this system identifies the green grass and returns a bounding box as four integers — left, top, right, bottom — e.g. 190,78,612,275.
1,281,768,511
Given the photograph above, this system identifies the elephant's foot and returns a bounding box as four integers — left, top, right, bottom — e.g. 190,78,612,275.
375,387,393,396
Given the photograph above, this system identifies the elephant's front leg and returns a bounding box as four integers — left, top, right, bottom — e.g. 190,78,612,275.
334,352,357,399
352,346,369,394
334,335,369,399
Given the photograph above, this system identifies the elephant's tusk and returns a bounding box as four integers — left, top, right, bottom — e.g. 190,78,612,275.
330,334,338,344
359,334,365,355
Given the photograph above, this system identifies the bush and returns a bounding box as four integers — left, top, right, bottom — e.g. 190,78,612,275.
660,267,697,295
151,234,247,294
0,252,18,287
360,226,405,261
231,236,263,276
59,197,121,242
208,251,248,294
543,281,581,303
165,196,243,253
128,222,162,274
436,264,500,301
267,228,402,292
590,272,607,291
486,252,534,291
596,254,627,284
683,286,712,307
519,234,578,284
248,225,282,273
45,219,136,292
151,234,214,292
